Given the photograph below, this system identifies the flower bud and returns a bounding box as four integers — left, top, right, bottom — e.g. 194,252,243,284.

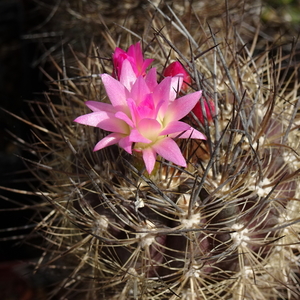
163,61,191,92
192,98,215,125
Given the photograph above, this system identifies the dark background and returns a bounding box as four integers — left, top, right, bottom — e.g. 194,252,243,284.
0,0,45,262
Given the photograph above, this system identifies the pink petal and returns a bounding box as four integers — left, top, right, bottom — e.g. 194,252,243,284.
152,137,187,167
74,112,127,133
153,76,183,118
145,67,158,90
112,47,127,78
165,91,202,123
115,111,134,128
142,147,157,174
152,77,174,119
169,127,206,140
163,61,186,77
127,42,154,76
141,58,155,75
119,135,133,154
119,59,138,90
159,121,191,136
136,94,156,120
137,118,161,141
85,101,116,113
169,75,183,99
163,62,191,91
192,99,215,124
127,98,138,125
113,47,126,58
129,129,152,144
128,42,143,72
130,76,150,105
93,133,123,151
100,74,128,108
112,47,126,64
152,76,173,107
127,96,156,125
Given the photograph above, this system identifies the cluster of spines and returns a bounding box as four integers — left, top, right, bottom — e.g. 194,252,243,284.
4,1,299,299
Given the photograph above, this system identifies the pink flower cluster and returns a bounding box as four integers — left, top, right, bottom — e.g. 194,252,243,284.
74,42,207,174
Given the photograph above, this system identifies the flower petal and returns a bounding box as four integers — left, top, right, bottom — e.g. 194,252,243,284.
115,111,134,128
100,74,128,108
165,91,202,123
145,67,158,90
129,128,152,144
152,76,173,107
126,98,138,126
119,59,138,91
142,147,157,174
85,101,116,113
112,47,127,79
163,61,191,91
136,94,156,120
119,135,133,154
153,76,183,118
159,121,191,136
141,58,155,75
74,112,127,133
170,75,183,99
127,42,143,72
93,133,123,151
169,127,206,140
152,137,187,168
137,118,161,141
192,99,215,124
130,76,150,105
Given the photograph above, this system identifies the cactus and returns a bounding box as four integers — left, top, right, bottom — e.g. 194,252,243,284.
2,0,300,299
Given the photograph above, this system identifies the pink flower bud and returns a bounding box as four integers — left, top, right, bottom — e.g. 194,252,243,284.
112,42,154,80
163,61,191,92
192,98,215,125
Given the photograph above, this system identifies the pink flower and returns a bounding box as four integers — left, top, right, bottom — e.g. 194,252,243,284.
163,61,191,92
192,98,215,125
112,42,154,80
74,61,206,174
